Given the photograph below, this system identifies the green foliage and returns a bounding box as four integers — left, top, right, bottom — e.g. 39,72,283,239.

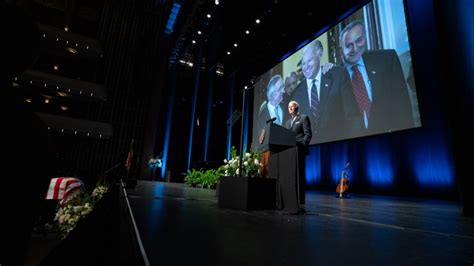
184,146,263,189
184,168,203,187
184,168,222,189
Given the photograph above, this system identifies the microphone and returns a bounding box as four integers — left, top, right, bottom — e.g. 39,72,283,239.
266,117,277,123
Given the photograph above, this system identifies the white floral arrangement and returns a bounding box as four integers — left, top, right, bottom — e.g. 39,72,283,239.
220,146,263,177
91,185,109,199
54,185,109,238
148,157,162,169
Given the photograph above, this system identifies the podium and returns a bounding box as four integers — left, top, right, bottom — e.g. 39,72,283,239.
257,122,300,212
257,122,296,153
257,122,296,179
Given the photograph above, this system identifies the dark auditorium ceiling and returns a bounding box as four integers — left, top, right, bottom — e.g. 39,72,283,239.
23,0,368,82
219,0,367,81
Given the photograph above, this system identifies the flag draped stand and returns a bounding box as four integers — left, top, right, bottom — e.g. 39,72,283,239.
124,139,137,188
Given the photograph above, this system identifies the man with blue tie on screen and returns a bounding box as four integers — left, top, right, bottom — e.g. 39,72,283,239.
339,20,415,134
292,40,362,144
257,75,285,130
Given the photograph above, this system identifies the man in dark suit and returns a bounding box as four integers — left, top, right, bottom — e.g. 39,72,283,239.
285,101,311,207
339,20,415,135
293,40,362,144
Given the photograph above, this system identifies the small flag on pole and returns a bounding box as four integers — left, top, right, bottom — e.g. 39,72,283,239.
125,139,134,172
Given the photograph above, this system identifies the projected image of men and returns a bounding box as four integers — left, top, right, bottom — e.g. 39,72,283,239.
292,40,362,144
257,75,285,131
340,20,414,134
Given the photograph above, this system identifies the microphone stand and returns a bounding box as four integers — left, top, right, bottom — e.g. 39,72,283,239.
239,86,250,177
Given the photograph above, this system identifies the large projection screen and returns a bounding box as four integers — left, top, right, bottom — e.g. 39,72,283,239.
251,0,421,148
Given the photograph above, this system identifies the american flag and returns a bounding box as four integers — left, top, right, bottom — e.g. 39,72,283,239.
125,139,134,172
45,177,84,206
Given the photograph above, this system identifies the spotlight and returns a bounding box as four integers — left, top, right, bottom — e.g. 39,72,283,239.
234,43,238,47
227,51,231,55
245,30,250,34
215,0,219,5
207,14,211,18
192,40,196,44
197,30,202,35
256,19,260,24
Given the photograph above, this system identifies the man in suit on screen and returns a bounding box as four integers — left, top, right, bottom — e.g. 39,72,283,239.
292,40,362,144
256,74,285,131
339,20,415,135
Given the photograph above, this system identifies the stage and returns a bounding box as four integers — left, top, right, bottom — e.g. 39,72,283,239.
124,180,474,265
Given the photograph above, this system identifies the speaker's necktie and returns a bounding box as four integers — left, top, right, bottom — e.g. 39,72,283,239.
274,106,281,125
290,116,296,128
310,79,319,118
351,64,371,117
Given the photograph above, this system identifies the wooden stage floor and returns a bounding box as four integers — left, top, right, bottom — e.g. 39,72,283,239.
126,180,474,265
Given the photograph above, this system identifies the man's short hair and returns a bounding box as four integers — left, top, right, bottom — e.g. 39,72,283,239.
289,100,299,108
303,39,323,57
339,20,365,44
267,75,283,100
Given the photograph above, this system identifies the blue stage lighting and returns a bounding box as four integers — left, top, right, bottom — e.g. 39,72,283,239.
365,140,394,187
164,2,182,35
306,146,321,186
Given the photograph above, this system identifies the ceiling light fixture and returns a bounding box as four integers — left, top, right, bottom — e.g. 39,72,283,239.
66,47,78,54
256,19,261,24
234,43,238,47
207,14,211,18
245,30,250,34
197,30,202,35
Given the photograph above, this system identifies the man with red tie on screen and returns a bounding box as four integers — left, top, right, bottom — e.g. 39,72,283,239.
339,20,415,135
292,40,362,144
